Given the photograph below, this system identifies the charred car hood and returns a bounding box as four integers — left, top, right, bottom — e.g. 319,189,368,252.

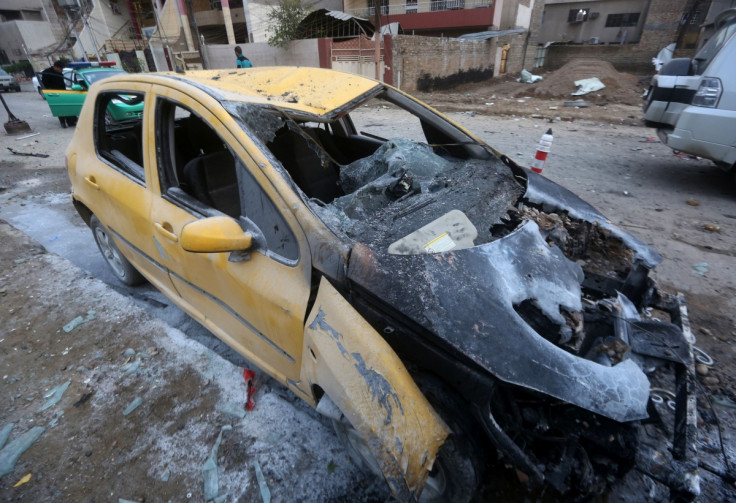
348,220,650,423
341,153,664,423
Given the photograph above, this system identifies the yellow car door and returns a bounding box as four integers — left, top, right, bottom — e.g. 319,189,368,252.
148,86,311,383
68,81,176,294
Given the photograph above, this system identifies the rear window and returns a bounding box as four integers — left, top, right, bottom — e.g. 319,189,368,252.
693,21,736,74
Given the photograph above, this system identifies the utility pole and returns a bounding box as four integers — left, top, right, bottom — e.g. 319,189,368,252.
373,2,381,81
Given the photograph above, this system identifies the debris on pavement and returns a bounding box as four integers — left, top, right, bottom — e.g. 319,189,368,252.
202,425,232,501
6,147,49,158
216,402,246,419
687,199,701,206
122,397,143,416
13,472,31,487
243,369,256,411
564,100,590,107
253,459,271,503
705,224,721,232
572,77,606,96
0,426,45,478
37,380,71,412
62,310,96,333
692,263,709,275
517,69,543,83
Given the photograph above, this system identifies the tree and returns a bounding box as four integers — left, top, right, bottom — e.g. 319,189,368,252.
266,0,311,49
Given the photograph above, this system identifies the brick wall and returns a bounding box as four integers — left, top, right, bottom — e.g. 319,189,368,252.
390,34,494,92
638,0,691,51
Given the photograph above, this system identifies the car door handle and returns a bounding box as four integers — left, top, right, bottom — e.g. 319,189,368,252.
154,222,179,243
84,176,99,190
46,93,59,97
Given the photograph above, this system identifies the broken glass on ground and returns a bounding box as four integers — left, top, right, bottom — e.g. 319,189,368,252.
37,381,71,412
0,426,45,478
202,425,232,501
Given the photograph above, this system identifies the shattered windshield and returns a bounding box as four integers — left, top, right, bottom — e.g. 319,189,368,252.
228,90,524,254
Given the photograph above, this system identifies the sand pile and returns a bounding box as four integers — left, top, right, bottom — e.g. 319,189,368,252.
527,59,645,105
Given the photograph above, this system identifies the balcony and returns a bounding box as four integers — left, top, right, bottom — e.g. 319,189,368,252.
353,0,491,18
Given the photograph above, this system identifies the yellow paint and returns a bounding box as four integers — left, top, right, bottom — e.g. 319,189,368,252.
121,67,380,117
180,216,252,252
13,473,31,487
302,277,449,501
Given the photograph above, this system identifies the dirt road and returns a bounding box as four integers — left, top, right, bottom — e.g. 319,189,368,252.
1,79,735,502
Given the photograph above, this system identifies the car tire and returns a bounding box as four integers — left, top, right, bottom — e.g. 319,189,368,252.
90,215,145,286
331,375,484,503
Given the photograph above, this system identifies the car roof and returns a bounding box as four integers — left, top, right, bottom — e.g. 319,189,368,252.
104,67,383,117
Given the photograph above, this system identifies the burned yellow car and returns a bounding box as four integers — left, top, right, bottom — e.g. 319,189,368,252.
65,68,699,502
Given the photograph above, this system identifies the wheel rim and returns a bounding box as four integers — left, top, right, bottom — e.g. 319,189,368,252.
95,227,126,279
344,426,383,476
340,421,448,502
419,457,448,502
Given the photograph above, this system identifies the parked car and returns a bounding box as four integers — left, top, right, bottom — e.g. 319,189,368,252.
644,8,736,181
0,68,21,92
43,61,143,121
66,67,699,502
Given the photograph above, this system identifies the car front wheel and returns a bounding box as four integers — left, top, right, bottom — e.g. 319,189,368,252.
331,376,484,503
90,215,145,286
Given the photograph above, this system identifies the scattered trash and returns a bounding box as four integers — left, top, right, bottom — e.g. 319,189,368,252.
694,346,715,366
122,397,143,416
692,263,709,276
641,136,661,143
203,425,232,501
48,410,64,428
0,426,45,477
118,499,141,503
652,43,676,71
686,199,700,206
484,102,494,106
6,147,50,158
0,424,13,450
704,224,721,232
517,69,543,83
12,473,31,487
327,460,337,474
161,469,171,482
62,311,96,333
73,391,94,408
253,459,271,503
213,495,228,503
713,395,736,409
15,132,40,140
243,369,256,411
37,381,71,412
572,77,605,96
123,348,136,357
595,102,608,107
563,100,590,108
122,359,141,376
216,402,246,419
265,432,281,444
530,129,554,174
548,106,558,110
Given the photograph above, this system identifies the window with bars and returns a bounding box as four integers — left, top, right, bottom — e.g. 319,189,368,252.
368,0,389,15
605,12,640,27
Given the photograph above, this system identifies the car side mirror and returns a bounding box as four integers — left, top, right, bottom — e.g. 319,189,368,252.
71,83,85,91
181,216,252,253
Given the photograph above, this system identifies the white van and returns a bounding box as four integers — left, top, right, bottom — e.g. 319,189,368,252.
644,8,736,181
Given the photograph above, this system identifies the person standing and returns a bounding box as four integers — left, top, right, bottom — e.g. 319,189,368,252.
41,61,75,128
234,46,253,68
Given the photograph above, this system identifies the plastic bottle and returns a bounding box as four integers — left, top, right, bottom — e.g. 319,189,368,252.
530,128,553,174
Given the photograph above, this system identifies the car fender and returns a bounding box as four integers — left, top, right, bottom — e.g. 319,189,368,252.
301,276,449,502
